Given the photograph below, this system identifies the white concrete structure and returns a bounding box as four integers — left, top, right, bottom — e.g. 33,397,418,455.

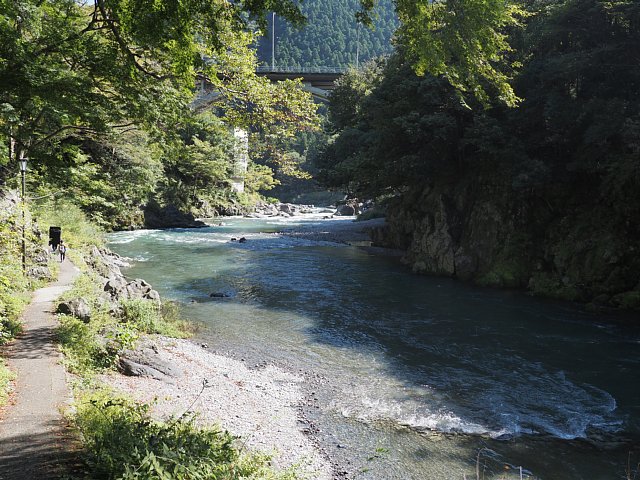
231,127,249,193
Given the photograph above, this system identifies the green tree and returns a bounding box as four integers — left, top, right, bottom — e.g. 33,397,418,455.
0,0,313,169
354,0,528,106
0,0,320,227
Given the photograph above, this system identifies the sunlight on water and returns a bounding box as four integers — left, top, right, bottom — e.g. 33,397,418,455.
108,216,640,479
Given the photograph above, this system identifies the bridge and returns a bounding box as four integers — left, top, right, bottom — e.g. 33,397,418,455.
255,67,344,101
193,66,346,108
192,66,346,192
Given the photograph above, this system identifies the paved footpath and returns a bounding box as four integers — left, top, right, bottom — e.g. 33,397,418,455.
0,259,80,479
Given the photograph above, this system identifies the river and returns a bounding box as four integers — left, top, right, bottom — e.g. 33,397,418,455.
108,213,640,479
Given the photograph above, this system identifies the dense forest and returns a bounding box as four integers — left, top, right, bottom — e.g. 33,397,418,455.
255,0,397,70
0,0,319,230
316,0,640,309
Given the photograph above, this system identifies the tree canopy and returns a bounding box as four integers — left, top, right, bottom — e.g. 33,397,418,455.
320,0,640,206
0,0,320,228
0,0,316,161
358,0,528,107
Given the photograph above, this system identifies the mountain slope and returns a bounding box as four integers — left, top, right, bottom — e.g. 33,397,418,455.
256,0,397,70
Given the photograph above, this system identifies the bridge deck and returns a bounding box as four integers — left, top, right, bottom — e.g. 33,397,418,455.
255,71,341,90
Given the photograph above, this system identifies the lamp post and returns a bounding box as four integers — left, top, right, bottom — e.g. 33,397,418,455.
19,157,27,272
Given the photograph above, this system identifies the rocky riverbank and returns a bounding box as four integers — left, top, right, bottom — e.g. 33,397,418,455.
100,337,333,479
371,184,640,311
74,246,334,479
281,217,387,245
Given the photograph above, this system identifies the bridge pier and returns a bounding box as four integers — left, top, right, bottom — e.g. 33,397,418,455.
231,127,249,193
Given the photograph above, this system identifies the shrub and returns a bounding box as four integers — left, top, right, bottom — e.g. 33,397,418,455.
73,391,298,480
0,225,30,345
0,358,15,406
121,299,191,338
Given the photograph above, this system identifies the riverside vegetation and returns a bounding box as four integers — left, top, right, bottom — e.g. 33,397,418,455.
49,204,302,479
315,0,640,310
0,190,302,479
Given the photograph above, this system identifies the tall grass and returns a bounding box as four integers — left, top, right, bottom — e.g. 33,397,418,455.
0,358,15,405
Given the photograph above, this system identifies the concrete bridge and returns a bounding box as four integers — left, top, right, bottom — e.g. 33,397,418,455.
193,66,345,192
193,67,345,108
255,66,345,101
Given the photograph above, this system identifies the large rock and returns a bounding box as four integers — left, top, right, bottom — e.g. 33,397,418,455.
57,298,92,322
118,341,183,383
104,277,161,304
32,248,50,265
27,266,53,281
86,246,129,281
335,200,360,216
143,202,206,229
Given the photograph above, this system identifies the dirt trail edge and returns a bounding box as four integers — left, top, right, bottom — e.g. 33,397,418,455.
0,259,80,480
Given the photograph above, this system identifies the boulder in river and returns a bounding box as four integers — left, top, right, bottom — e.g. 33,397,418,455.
334,200,360,216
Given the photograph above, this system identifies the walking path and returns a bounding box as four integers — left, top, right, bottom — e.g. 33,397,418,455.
0,259,80,479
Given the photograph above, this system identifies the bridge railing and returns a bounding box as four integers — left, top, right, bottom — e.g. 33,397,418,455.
256,65,348,74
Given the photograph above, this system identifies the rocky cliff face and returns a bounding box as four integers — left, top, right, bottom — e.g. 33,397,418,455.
143,201,206,229
372,181,640,310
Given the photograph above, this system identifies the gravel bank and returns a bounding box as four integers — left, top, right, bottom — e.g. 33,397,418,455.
101,337,332,479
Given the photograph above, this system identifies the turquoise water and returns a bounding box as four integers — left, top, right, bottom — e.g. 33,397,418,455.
108,215,640,479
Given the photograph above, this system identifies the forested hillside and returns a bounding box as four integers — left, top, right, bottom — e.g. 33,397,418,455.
317,0,640,309
256,0,397,70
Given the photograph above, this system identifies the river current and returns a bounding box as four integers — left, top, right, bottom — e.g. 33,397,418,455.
108,213,640,479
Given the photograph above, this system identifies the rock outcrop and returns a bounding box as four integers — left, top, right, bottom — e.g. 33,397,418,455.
143,202,206,229
85,246,161,311
57,298,91,322
118,339,183,383
371,182,640,309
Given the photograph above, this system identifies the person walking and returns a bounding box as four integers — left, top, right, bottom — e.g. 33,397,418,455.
59,241,67,262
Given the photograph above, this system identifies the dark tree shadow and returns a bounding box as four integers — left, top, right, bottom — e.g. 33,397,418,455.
0,420,83,480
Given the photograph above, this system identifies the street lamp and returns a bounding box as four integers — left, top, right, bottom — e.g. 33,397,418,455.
19,157,27,272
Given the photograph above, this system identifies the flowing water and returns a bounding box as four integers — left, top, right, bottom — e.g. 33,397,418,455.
108,214,640,479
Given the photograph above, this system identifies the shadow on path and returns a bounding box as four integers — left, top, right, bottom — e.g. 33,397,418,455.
0,259,81,479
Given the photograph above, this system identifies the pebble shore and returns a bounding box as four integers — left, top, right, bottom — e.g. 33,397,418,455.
101,337,333,479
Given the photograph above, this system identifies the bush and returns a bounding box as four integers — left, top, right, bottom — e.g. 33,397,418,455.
34,199,104,252
0,358,15,406
121,299,191,338
0,213,30,345
58,275,191,375
73,391,298,480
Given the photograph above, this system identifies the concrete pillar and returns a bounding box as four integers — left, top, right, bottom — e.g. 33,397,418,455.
231,127,249,193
